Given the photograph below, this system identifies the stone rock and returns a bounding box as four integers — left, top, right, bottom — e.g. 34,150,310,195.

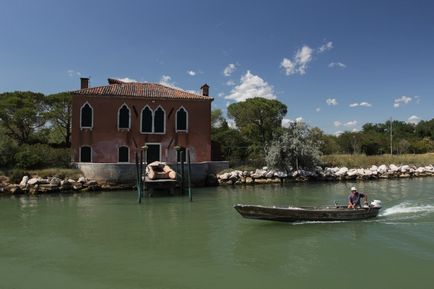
389,164,399,172
245,177,254,184
274,171,287,178
50,177,61,186
335,167,348,176
265,170,275,178
378,165,388,174
27,177,40,186
67,179,76,184
78,177,86,183
19,176,29,187
370,165,378,172
400,165,410,172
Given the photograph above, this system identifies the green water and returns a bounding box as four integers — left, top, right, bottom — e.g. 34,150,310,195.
1,178,434,289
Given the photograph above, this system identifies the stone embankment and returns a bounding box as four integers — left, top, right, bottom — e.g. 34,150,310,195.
0,176,127,195
217,164,434,185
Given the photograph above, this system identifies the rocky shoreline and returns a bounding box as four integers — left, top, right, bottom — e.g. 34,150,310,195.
217,164,434,185
0,175,132,195
1,163,434,195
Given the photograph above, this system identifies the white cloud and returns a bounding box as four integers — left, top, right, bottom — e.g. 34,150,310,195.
344,120,358,127
282,117,303,127
225,70,276,102
394,96,412,108
415,95,421,104
352,128,359,132
281,45,313,76
227,119,237,129
159,75,176,87
315,107,321,112
218,92,224,98
223,63,236,76
282,118,291,128
226,80,236,86
117,77,137,83
334,121,342,127
67,69,81,77
326,98,338,106
335,131,343,136
187,70,196,76
328,62,346,68
349,101,372,108
318,41,333,53
407,115,421,124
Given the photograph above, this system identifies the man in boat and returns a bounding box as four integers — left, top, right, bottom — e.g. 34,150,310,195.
348,187,368,208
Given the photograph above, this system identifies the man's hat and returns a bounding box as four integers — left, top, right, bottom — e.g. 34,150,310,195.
351,187,357,191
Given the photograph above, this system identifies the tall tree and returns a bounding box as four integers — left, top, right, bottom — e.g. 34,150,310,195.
227,97,287,148
44,92,72,146
0,91,47,144
266,121,322,171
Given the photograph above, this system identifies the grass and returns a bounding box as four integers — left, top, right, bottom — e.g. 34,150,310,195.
27,168,82,179
321,153,434,168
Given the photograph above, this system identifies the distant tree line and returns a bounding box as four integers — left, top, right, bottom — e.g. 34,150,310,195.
212,97,434,169
0,91,72,170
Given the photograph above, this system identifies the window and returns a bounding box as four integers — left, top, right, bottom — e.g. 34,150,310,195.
154,106,165,133
118,146,129,162
80,103,93,128
118,104,130,129
80,146,91,162
176,107,188,132
141,106,153,133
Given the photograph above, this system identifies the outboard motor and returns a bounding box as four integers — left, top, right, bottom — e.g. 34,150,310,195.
370,200,382,208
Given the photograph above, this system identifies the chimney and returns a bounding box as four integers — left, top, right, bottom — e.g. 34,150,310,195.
80,77,89,89
200,83,209,96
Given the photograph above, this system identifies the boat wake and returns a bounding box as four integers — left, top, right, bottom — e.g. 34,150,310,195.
379,202,434,218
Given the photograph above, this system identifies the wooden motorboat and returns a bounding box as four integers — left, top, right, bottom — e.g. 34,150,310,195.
234,201,382,223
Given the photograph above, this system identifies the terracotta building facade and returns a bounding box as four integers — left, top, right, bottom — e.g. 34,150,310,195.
71,78,213,164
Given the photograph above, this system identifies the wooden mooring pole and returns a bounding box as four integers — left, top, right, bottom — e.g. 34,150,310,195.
187,149,192,202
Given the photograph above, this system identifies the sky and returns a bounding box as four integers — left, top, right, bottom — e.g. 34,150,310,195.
1,0,433,134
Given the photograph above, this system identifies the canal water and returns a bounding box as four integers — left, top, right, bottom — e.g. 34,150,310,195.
1,178,433,289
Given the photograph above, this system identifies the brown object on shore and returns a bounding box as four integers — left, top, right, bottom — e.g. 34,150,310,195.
146,162,177,180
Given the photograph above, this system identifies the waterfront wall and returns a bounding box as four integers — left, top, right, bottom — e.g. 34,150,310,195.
77,161,229,186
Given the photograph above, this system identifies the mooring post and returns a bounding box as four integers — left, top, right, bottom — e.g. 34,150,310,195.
187,149,192,202
139,149,144,199
142,145,148,195
135,151,141,203
180,150,185,195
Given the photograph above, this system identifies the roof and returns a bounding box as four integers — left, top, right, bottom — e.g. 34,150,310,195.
71,79,213,101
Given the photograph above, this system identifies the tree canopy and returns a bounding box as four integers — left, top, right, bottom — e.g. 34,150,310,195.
227,97,287,148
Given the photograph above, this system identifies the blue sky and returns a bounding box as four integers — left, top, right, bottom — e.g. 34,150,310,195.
1,0,433,134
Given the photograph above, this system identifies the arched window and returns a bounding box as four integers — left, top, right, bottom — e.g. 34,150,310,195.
154,106,165,133
176,107,188,132
80,146,92,162
80,103,93,128
141,106,153,133
118,146,129,162
118,104,130,129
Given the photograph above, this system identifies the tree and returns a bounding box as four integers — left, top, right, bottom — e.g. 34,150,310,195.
44,92,72,146
211,109,227,129
0,91,47,144
265,122,322,171
227,97,287,150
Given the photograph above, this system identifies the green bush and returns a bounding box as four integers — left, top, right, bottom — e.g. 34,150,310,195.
7,169,28,184
14,144,71,169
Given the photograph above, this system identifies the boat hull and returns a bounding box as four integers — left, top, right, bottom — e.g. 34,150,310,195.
234,204,381,222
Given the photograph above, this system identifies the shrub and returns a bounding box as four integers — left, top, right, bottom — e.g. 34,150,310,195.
7,169,28,184
14,144,71,169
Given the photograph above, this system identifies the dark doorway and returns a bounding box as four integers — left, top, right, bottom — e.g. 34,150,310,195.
146,144,160,163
